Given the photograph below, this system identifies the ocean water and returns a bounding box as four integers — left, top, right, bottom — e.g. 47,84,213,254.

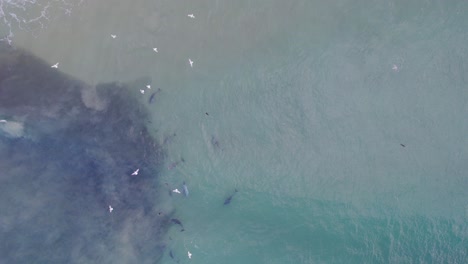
1,0,467,263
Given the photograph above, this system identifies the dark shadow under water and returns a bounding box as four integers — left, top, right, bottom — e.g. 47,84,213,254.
0,43,169,263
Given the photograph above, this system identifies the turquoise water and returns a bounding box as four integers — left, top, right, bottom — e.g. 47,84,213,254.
1,0,467,263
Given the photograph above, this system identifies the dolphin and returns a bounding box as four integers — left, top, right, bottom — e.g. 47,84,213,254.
168,161,179,170
182,182,189,197
148,88,161,104
163,133,177,145
224,189,238,205
211,135,220,148
171,218,185,231
168,158,184,170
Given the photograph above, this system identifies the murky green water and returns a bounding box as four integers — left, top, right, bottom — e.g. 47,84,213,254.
1,0,467,263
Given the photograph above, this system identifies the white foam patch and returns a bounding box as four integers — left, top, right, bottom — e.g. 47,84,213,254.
0,0,82,44
0,120,24,138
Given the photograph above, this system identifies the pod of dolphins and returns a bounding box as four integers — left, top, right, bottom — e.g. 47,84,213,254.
167,177,238,261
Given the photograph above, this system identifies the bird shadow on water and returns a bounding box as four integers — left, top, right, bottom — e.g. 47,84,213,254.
0,43,170,264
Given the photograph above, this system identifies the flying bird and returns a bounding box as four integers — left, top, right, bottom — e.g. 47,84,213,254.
187,251,192,259
188,14,195,18
153,48,158,53
146,85,151,89
188,58,194,68
109,205,113,213
131,168,139,175
111,34,117,39
51,63,59,68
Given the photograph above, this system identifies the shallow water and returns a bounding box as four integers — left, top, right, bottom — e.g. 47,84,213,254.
1,0,467,263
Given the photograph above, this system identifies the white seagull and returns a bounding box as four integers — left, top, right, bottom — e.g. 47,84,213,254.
187,251,192,259
131,168,139,176
172,189,181,194
146,85,151,89
188,58,194,68
153,48,158,53
392,64,399,71
109,205,114,213
140,89,145,94
188,14,195,18
111,34,117,39
51,63,59,68
0,120,7,123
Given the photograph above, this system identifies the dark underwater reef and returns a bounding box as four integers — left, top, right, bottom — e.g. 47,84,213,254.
0,43,168,263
